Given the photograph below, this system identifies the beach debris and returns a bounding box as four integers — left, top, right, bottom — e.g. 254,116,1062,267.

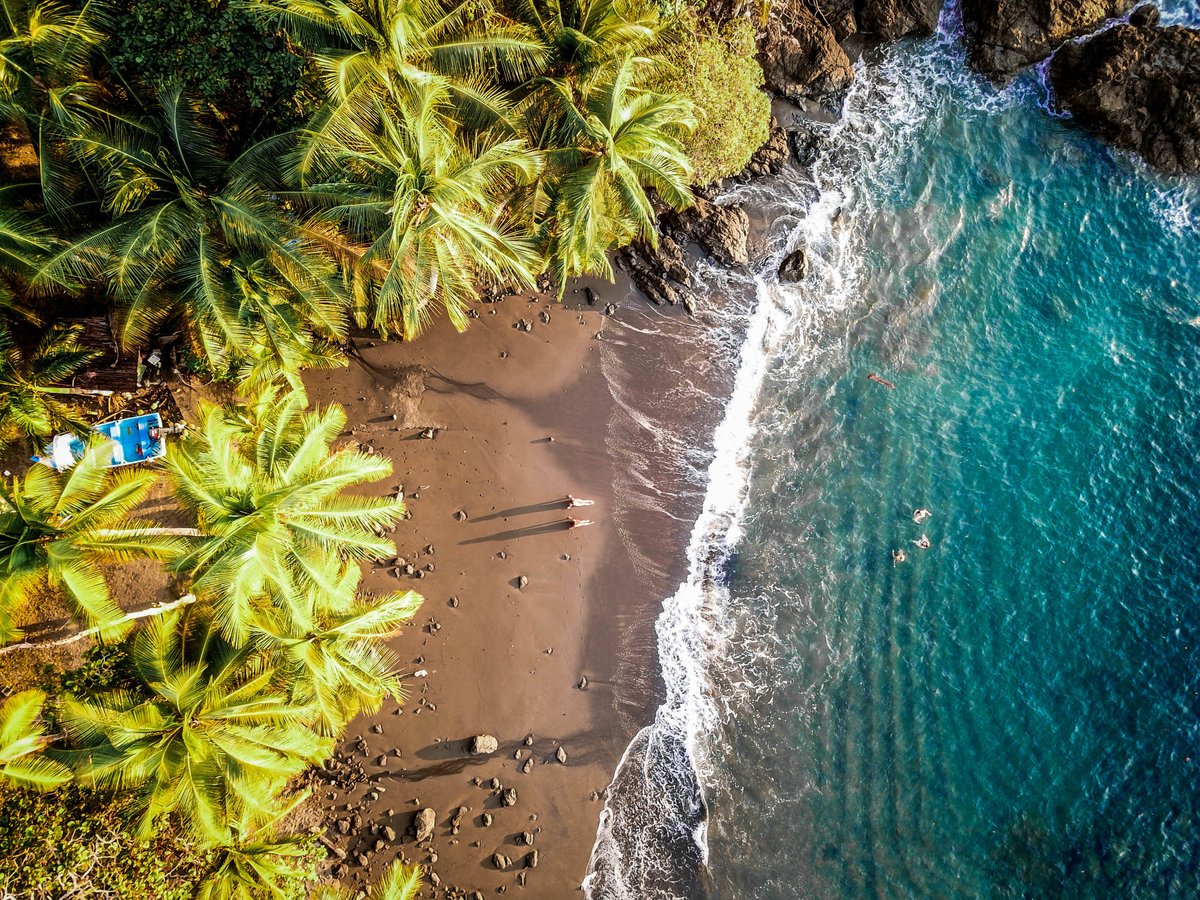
498,550,507,559
604,303,617,316
526,850,539,868
413,669,428,678
500,350,508,358
493,852,512,870
449,596,460,608
522,759,534,775
517,575,528,589
481,813,494,827
867,373,895,389
585,287,599,305
454,509,468,521
555,746,568,764
578,676,588,689
469,734,499,755
414,808,436,843
502,787,518,807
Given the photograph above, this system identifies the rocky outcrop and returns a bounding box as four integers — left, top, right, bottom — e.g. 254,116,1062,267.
468,734,498,755
744,118,791,177
759,2,855,102
686,197,750,267
414,807,436,843
1049,17,1200,175
960,0,1135,80
812,0,943,40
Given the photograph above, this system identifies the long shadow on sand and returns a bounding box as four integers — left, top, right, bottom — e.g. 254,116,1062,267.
458,521,573,544
470,501,568,523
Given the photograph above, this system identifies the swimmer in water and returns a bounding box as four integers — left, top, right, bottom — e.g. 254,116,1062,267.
892,549,907,565
913,508,931,524
913,535,931,549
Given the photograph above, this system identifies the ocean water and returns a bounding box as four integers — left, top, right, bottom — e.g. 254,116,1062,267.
587,4,1200,898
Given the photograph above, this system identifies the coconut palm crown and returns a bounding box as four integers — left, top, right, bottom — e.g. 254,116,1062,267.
0,688,73,790
61,610,332,843
168,387,406,643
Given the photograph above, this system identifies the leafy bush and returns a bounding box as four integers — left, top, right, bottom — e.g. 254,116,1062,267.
110,0,315,131
650,9,771,185
0,785,212,899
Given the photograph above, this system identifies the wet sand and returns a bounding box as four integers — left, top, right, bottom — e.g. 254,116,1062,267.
304,281,713,898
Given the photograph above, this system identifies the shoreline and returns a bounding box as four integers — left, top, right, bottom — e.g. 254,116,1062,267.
305,274,732,897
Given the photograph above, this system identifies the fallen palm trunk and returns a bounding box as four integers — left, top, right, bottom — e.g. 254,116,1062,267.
0,594,197,656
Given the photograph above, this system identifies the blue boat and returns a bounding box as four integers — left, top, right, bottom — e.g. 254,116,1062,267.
37,413,167,470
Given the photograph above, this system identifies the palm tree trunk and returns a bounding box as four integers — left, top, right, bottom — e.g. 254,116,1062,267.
93,527,204,537
0,594,197,657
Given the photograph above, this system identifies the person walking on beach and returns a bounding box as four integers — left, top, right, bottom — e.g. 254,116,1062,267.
913,508,931,524
567,518,594,529
565,495,594,508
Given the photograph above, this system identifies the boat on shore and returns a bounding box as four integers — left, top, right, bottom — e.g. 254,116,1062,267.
35,412,167,470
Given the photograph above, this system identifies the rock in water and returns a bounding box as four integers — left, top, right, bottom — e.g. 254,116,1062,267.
1049,20,1200,175
778,248,808,283
960,0,1135,80
414,808,436,843
856,0,943,39
469,734,498,755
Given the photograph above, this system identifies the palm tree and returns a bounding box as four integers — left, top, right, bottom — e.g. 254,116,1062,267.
196,797,315,900
295,80,542,337
0,688,72,790
0,0,112,217
253,560,422,734
514,0,663,79
0,321,98,452
61,610,332,843
249,0,546,163
538,53,695,289
312,861,424,900
36,89,347,372
0,440,181,643
168,387,406,643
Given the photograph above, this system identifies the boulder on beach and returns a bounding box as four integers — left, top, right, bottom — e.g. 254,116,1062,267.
414,807,436,843
960,0,1135,80
469,734,498,755
1049,18,1200,175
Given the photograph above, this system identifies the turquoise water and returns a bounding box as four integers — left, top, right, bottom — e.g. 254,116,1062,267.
697,21,1200,900
585,8,1200,898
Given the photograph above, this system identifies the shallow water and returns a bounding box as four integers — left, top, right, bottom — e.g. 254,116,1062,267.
587,5,1200,898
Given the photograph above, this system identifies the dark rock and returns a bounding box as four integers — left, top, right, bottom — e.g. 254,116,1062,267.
676,197,750,267
758,1,854,102
961,0,1135,80
744,119,790,178
778,247,808,282
1129,3,1158,27
1050,20,1200,175
585,286,599,306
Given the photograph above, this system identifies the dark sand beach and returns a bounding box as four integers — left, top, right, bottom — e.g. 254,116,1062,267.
304,280,729,897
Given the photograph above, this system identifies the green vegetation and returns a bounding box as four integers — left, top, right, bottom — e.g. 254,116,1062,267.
649,9,771,185
0,0,768,894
